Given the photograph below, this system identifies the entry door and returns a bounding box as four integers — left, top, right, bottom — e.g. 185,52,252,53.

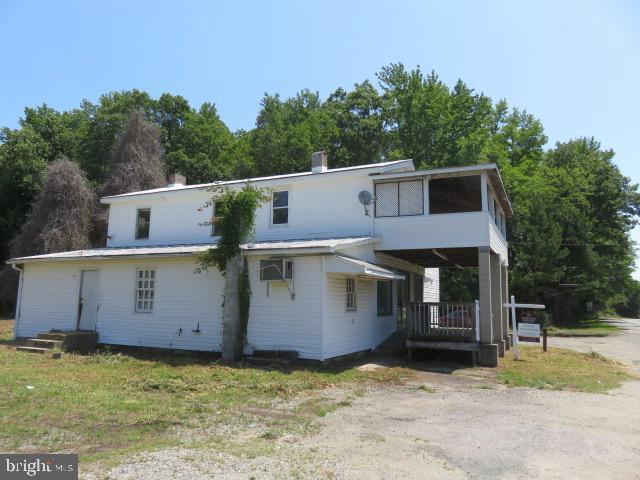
396,275,409,330
78,270,99,331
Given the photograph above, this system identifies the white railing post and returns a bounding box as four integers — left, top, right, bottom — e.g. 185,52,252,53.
474,299,480,342
510,294,519,360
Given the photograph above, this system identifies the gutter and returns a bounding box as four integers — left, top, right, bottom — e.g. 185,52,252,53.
11,263,24,339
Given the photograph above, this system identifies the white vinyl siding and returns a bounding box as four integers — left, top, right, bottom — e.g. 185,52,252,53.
324,273,396,359
423,268,440,302
245,255,324,360
16,258,223,351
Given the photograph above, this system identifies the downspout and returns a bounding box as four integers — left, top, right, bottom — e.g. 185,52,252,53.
319,256,327,362
11,263,24,340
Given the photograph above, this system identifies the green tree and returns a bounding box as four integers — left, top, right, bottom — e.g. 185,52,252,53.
325,81,388,167
250,90,337,175
378,64,494,168
0,125,51,260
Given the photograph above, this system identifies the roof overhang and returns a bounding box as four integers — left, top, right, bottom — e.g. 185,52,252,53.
7,237,380,264
325,255,406,280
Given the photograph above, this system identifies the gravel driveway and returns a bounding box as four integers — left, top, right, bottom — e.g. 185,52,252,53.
99,320,640,480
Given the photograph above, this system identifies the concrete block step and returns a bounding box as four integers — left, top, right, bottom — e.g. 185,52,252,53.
26,339,62,349
37,333,67,341
17,346,49,354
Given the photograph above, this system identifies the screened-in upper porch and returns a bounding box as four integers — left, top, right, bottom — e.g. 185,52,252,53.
370,166,510,254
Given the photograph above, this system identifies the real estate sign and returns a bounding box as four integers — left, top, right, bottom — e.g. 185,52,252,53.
518,310,540,342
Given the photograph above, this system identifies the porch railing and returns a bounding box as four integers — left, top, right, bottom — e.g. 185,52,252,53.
407,301,478,342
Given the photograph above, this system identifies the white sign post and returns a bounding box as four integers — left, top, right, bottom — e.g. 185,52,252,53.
503,295,545,360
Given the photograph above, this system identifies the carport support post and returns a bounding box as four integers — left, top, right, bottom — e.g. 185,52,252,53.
501,263,510,350
477,247,498,367
490,253,505,357
222,255,243,361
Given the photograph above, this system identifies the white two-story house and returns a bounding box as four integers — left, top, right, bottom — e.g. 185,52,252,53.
8,152,512,366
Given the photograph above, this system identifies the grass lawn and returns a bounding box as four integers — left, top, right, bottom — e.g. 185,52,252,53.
497,346,632,393
0,320,411,463
547,318,620,337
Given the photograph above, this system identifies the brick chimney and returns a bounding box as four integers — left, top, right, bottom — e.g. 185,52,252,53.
311,151,328,173
167,173,186,187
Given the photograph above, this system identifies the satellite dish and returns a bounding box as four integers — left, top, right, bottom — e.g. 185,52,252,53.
358,190,375,216
358,190,373,206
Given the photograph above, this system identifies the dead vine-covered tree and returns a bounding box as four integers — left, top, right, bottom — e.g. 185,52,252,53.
94,110,167,244
100,110,167,196
0,157,94,314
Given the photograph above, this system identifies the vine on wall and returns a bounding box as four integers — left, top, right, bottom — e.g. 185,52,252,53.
197,183,268,349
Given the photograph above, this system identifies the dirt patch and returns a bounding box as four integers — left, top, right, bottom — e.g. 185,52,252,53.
93,320,640,479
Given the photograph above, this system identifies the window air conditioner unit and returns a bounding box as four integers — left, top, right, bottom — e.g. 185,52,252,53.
260,258,293,281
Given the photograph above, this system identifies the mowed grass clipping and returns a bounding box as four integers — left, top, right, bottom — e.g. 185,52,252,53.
0,320,411,460
498,346,632,393
548,318,620,337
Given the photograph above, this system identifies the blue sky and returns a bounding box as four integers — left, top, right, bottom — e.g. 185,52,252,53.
1,0,640,273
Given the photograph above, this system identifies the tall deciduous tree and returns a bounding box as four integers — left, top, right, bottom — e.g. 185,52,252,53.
250,90,337,175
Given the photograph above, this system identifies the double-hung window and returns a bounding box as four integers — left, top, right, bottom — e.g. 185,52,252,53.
136,208,151,239
272,191,289,225
135,269,155,312
346,277,357,311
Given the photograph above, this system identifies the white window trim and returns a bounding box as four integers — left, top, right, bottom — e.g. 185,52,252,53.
135,207,152,240
346,277,357,311
134,267,157,313
270,189,290,227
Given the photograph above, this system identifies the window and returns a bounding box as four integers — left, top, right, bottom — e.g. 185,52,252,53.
136,208,151,239
493,199,499,224
346,277,357,311
210,201,220,236
375,180,424,217
272,191,289,225
377,280,393,316
429,176,482,214
135,269,155,312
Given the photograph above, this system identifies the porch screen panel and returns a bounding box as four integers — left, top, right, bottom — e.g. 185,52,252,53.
375,182,398,217
399,180,423,215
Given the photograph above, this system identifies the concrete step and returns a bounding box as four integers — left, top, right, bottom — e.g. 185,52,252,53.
26,339,62,349
17,346,49,354
37,332,67,341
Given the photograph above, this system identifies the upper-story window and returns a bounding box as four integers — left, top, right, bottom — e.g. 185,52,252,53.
210,201,225,237
429,175,482,214
375,180,424,217
135,208,151,240
272,191,289,225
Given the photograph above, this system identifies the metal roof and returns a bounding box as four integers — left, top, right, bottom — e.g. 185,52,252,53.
100,159,415,203
7,236,379,264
